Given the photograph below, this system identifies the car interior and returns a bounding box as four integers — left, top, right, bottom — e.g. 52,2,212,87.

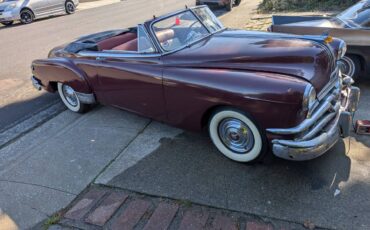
96,27,175,52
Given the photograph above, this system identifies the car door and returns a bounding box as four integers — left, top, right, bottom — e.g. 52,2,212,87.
29,0,52,17
77,26,166,121
47,0,65,13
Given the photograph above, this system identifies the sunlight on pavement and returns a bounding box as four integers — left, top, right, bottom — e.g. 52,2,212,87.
0,209,18,230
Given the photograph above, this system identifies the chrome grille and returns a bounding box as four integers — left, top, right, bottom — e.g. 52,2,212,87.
267,68,342,141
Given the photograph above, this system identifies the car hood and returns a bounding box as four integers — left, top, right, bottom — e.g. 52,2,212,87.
165,29,337,93
285,18,345,28
0,2,15,10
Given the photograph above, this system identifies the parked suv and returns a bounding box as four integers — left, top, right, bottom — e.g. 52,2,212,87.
0,0,79,26
196,0,241,11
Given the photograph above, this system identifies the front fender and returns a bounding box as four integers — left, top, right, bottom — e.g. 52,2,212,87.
31,58,92,94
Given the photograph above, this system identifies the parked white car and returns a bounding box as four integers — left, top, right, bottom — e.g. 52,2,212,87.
0,0,79,26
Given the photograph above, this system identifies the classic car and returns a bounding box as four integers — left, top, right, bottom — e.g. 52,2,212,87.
0,0,78,26
196,0,241,11
269,0,370,79
31,6,360,163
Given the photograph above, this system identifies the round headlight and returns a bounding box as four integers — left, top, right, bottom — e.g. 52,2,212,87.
338,41,347,60
303,85,317,116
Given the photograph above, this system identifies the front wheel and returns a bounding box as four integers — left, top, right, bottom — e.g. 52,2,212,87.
58,83,88,113
20,9,34,24
1,21,14,26
208,108,267,163
65,1,76,14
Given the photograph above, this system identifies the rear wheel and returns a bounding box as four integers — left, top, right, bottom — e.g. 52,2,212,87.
58,83,88,113
1,21,13,26
208,108,267,163
20,9,34,24
65,1,76,14
235,0,241,6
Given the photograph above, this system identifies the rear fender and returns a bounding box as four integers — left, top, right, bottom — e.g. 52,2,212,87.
31,58,92,94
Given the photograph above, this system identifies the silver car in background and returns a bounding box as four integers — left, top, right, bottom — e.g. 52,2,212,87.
0,0,79,26
196,0,241,11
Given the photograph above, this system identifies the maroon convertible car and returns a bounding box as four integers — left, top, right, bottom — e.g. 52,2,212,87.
31,6,360,163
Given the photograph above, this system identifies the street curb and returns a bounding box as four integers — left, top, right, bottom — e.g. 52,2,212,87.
0,102,65,149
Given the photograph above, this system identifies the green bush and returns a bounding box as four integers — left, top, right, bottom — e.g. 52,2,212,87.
258,0,358,12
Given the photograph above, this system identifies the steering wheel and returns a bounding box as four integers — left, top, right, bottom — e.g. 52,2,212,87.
184,21,201,44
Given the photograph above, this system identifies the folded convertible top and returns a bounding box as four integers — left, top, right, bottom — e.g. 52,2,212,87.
64,28,135,53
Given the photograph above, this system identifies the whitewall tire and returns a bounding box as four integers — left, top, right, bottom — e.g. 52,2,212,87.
209,108,265,163
58,82,87,113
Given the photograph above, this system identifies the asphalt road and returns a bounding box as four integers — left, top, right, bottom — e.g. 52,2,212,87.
0,0,195,131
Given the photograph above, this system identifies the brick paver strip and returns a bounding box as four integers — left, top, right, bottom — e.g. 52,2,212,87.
64,189,106,220
111,199,150,230
246,221,274,230
143,202,179,230
85,192,128,226
178,209,209,230
211,214,238,230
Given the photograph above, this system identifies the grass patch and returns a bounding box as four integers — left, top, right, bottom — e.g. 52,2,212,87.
258,0,357,12
177,199,193,208
43,214,61,230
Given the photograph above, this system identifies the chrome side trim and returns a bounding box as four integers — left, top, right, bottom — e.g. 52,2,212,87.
75,92,96,104
78,51,162,59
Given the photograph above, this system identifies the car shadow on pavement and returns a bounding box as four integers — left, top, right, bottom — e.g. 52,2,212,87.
105,130,368,229
0,93,61,136
0,14,66,30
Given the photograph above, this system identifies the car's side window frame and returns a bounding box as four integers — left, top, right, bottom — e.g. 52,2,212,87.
77,24,162,59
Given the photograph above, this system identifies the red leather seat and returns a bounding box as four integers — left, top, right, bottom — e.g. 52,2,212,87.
112,38,138,51
111,29,175,51
156,29,175,43
97,33,137,51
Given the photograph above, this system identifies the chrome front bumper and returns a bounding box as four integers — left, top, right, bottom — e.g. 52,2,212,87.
31,76,42,91
267,75,360,161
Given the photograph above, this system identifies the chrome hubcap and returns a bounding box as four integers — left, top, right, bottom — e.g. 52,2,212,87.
218,118,254,154
62,85,78,107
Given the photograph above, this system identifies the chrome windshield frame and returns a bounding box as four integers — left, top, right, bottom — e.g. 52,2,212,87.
148,5,225,55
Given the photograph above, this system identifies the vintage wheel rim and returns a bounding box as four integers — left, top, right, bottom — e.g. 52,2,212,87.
338,56,355,77
21,12,32,23
218,118,255,154
66,2,75,13
62,85,78,107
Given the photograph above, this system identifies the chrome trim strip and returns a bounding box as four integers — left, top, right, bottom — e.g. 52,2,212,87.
300,106,338,141
78,51,162,59
75,92,96,104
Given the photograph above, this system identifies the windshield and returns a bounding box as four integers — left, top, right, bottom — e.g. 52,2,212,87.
337,0,370,28
151,7,224,52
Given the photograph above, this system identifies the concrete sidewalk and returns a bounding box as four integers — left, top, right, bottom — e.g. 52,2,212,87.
0,107,181,229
